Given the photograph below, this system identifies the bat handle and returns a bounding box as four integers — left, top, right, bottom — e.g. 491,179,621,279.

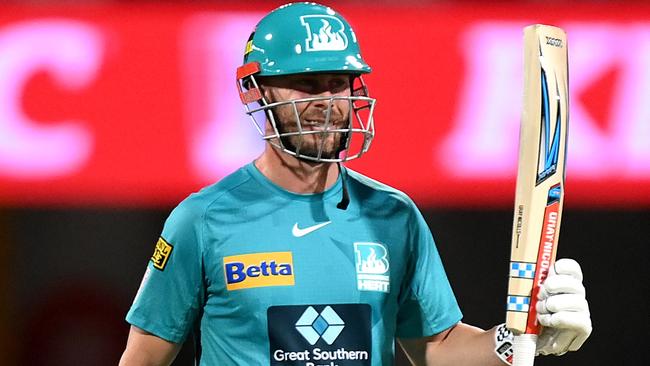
513,334,537,366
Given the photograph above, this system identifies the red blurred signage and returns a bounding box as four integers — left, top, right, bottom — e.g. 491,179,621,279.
0,3,648,207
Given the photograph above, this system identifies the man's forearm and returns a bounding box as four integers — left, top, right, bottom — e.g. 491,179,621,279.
118,326,181,366
424,323,504,366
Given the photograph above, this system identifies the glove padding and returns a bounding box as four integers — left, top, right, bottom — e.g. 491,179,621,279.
535,258,592,355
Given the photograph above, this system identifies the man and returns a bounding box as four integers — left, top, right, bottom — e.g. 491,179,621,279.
120,3,591,365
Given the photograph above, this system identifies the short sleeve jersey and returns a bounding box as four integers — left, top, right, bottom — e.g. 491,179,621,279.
126,162,462,365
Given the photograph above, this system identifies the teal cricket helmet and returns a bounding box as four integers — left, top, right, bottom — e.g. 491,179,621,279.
242,2,371,75
236,2,376,164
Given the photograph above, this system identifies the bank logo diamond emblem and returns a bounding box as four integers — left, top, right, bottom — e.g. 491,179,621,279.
295,306,345,345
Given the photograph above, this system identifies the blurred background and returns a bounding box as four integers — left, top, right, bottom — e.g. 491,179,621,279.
1,0,648,365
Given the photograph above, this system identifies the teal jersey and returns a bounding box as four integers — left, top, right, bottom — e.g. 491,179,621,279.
126,162,462,366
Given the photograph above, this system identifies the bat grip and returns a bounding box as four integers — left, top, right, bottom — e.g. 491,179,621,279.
513,334,537,366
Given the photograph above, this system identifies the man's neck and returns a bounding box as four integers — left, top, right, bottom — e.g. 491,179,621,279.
254,145,340,194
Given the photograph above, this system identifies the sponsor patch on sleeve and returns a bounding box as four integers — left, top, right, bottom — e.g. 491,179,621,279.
151,237,173,270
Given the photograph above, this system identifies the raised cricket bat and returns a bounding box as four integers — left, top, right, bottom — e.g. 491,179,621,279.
506,24,569,366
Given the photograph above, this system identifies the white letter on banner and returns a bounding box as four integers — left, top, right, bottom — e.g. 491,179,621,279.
180,14,265,182
441,23,650,178
0,20,102,178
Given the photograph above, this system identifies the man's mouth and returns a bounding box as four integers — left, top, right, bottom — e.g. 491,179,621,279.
302,119,342,130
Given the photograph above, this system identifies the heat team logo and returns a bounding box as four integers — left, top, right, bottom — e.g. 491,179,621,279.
354,242,390,293
223,252,294,291
300,15,348,52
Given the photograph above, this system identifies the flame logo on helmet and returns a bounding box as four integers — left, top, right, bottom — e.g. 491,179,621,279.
300,15,348,52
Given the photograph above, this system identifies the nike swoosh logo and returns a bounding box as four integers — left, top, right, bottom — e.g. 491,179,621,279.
292,221,331,237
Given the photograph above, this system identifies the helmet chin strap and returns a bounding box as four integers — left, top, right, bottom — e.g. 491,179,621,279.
264,99,350,210
336,162,350,210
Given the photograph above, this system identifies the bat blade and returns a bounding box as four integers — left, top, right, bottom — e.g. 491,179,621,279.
506,24,569,365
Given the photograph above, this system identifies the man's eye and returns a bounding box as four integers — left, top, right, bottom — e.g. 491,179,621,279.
295,79,314,87
330,79,348,90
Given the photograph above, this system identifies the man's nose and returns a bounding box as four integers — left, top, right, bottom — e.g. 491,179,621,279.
311,88,335,107
314,87,335,97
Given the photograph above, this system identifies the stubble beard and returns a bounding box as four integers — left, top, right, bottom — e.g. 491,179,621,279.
273,111,349,161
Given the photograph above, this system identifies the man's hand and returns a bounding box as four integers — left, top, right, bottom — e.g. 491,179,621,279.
535,258,592,355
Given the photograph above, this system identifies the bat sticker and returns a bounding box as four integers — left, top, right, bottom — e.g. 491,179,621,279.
536,69,562,185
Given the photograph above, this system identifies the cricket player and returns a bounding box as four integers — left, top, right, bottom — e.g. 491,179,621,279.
119,3,591,365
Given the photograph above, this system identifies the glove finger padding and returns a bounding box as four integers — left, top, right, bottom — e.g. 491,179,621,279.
537,293,589,314
553,258,583,281
537,311,592,333
538,275,585,299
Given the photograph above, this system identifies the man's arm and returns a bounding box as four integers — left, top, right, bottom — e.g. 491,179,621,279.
398,322,504,366
119,326,182,366
398,259,592,366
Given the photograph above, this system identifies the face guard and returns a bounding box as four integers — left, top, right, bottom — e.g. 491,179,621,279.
237,2,376,163
237,62,376,163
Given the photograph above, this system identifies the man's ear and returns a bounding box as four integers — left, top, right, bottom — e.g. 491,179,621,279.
256,78,271,101
242,76,255,91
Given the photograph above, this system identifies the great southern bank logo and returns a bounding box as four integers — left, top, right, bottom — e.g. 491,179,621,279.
223,251,294,291
295,306,345,345
354,242,390,293
268,304,371,366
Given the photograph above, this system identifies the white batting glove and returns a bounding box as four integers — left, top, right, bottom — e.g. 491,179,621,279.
535,258,592,355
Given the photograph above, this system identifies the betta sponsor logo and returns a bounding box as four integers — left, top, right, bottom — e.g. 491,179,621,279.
226,260,293,283
223,252,295,290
